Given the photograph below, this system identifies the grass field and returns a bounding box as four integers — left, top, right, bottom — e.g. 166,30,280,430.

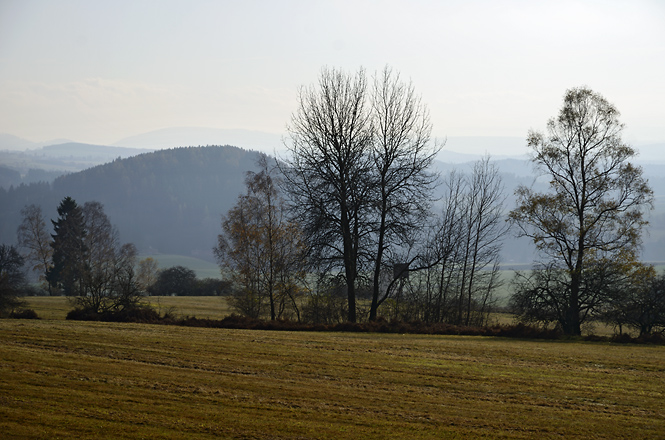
2,305,665,438
23,296,233,321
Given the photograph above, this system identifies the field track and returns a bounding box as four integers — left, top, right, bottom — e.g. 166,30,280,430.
1,319,664,439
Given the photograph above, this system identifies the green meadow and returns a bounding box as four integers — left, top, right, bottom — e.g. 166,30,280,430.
1,298,664,439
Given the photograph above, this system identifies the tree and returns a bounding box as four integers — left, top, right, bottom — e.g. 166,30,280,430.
136,257,159,294
283,67,374,323
388,159,507,326
601,263,665,336
368,67,440,320
509,87,654,335
283,66,442,322
67,202,143,315
47,197,88,295
16,204,53,294
215,155,307,320
149,266,197,296
80,201,119,304
0,244,27,317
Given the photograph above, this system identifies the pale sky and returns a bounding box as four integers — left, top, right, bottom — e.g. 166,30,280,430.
1,0,664,155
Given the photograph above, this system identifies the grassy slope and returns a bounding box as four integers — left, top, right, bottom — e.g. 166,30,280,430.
1,320,664,439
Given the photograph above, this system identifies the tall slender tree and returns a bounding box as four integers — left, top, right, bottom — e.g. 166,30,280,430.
17,204,53,294
368,67,440,320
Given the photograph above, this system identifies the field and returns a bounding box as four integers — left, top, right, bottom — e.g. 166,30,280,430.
23,296,233,321
1,300,664,439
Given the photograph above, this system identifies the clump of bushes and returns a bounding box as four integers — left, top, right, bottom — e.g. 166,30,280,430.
66,305,162,323
9,308,40,319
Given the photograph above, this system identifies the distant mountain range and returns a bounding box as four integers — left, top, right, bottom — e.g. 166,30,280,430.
1,128,664,264
1,143,665,264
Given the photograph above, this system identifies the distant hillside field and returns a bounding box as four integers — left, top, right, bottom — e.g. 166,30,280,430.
142,254,222,279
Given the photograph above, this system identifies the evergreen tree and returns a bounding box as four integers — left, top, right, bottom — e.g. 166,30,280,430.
47,197,88,295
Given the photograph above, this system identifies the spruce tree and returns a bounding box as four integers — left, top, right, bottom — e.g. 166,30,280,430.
47,197,88,295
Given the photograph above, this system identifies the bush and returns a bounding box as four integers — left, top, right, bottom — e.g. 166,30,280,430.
66,304,162,323
9,309,40,319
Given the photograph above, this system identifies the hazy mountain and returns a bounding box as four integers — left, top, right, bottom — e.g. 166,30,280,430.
0,133,73,151
113,127,284,154
0,142,155,189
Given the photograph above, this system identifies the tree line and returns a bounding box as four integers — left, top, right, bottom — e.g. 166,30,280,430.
1,66,664,337
0,197,230,318
215,67,664,337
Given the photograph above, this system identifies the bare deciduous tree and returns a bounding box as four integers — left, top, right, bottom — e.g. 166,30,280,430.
282,67,374,322
73,201,142,314
17,204,53,294
397,159,507,326
368,67,440,320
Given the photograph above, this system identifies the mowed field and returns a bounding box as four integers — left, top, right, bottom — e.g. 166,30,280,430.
1,301,664,439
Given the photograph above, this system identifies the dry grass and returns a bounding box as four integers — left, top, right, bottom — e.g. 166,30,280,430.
23,296,233,321
1,319,663,439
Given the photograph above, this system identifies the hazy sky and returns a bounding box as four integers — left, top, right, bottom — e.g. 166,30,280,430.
1,0,664,154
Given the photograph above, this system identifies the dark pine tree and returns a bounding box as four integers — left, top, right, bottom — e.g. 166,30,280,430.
47,197,88,295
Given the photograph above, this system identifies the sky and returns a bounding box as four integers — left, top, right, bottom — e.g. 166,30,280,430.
0,0,664,155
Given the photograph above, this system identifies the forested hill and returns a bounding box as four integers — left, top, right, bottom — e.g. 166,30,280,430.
0,145,262,259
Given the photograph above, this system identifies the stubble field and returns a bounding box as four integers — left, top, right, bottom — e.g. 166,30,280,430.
1,306,664,439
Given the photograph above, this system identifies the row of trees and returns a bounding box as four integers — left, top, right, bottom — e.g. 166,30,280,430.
216,67,663,336
216,67,508,326
14,197,146,315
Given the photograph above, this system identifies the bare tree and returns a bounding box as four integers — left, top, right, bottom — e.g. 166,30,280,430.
509,87,653,335
72,202,142,314
17,204,53,294
282,67,374,322
398,159,507,326
368,67,440,321
81,201,119,307
136,257,159,293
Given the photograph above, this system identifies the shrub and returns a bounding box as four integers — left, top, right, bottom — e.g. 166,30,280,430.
9,309,40,319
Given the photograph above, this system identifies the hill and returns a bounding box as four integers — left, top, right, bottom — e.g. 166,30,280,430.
0,145,261,260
